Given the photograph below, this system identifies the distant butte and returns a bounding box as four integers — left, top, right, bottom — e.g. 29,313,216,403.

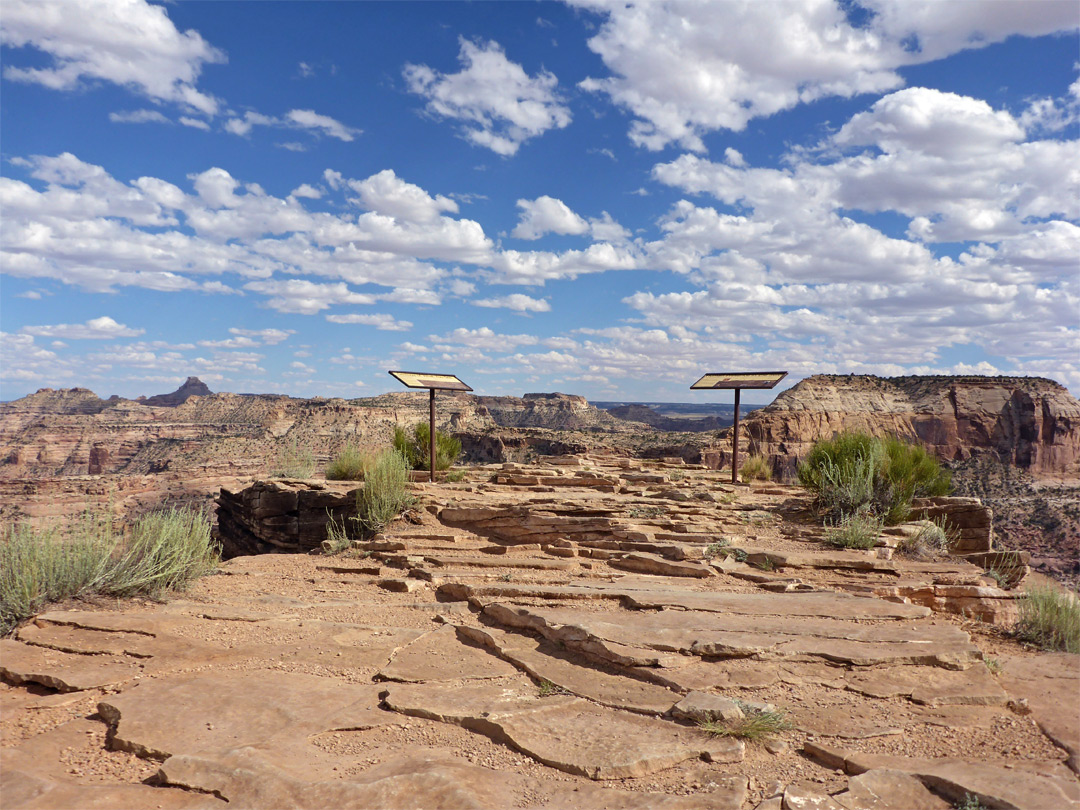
142,377,214,408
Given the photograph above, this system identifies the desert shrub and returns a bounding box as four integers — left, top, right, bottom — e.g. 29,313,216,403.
393,423,461,472
699,702,793,742
1015,584,1079,654
798,432,949,524
823,511,883,550
896,517,952,559
445,469,467,483
271,436,315,479
1,507,217,635
355,450,413,535
325,442,371,481
740,454,773,482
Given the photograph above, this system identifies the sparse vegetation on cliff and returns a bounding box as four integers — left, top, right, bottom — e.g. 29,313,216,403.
798,432,951,524
393,423,462,472
355,450,413,535
824,512,883,550
1015,584,1079,654
1,508,218,635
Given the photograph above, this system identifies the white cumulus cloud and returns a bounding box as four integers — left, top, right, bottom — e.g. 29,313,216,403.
404,37,571,156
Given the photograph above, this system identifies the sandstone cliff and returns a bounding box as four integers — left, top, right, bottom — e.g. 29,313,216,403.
742,375,1080,480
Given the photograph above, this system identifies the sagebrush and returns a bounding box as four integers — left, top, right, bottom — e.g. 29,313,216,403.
393,423,462,472
824,511,883,549
271,436,315,479
1,508,218,635
797,432,950,524
355,449,413,535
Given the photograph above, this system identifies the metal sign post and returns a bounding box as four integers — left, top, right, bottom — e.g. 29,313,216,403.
690,371,788,484
388,371,473,482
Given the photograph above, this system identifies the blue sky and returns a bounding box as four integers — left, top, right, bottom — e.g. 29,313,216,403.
2,0,1077,404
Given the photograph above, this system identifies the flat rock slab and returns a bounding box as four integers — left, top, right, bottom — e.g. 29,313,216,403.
807,744,1080,810
482,604,979,669
159,748,528,810
834,769,951,810
458,624,682,714
620,590,931,620
98,671,392,760
1,768,224,809
424,554,573,571
998,653,1080,774
609,553,715,578
377,625,520,683
382,681,743,779
846,665,1006,706
0,639,142,693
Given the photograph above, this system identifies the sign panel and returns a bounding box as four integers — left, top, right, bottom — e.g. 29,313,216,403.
388,371,474,392
690,371,788,390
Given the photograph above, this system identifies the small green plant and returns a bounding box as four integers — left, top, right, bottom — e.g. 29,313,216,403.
755,557,775,572
354,450,413,535
668,470,686,482
393,423,461,472
325,441,371,481
1015,584,1079,654
717,492,737,505
703,539,730,560
0,507,217,635
740,454,772,482
323,513,353,554
823,511,883,550
445,469,466,483
536,679,567,697
699,702,793,743
897,517,952,559
498,572,514,582
272,436,315,479
955,794,989,810
983,657,1002,676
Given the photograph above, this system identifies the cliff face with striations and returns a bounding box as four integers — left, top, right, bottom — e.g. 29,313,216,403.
743,375,1080,480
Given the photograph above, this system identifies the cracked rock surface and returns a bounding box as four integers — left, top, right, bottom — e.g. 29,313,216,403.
2,456,1077,809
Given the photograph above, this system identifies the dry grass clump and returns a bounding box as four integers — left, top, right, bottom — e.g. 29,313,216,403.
1,508,218,635
325,441,373,481
699,702,793,742
896,518,952,559
823,511,882,550
740,454,773,482
1015,584,1079,654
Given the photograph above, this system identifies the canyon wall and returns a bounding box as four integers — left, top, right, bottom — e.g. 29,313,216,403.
742,375,1080,480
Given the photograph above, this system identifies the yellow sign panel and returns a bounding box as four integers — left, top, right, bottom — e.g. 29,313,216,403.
389,370,473,391
690,371,787,390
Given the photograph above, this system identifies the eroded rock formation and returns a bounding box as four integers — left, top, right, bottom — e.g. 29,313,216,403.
742,375,1080,480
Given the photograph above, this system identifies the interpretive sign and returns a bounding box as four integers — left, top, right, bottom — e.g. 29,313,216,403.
690,371,788,483
388,371,473,482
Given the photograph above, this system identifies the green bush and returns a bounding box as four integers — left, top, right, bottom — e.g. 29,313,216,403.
325,442,371,481
393,423,462,472
896,518,952,559
740,454,773,482
1,507,218,635
797,432,950,524
1015,584,1079,654
824,512,883,550
355,450,413,535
